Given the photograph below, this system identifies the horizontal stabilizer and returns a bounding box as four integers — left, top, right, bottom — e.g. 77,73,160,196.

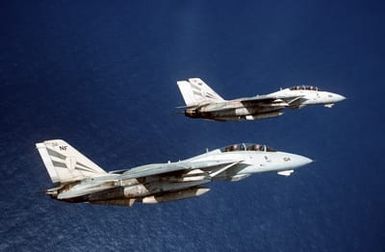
57,183,115,200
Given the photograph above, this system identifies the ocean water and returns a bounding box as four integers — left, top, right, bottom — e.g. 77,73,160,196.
1,0,385,251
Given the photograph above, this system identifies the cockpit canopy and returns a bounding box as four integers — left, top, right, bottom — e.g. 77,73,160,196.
220,143,276,152
289,85,319,91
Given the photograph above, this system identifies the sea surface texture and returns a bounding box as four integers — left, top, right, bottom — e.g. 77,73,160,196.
0,1,384,251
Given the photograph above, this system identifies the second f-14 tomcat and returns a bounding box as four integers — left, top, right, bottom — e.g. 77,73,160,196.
36,139,312,207
177,78,345,121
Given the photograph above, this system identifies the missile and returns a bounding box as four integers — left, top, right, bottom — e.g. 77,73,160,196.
141,187,210,204
245,111,283,120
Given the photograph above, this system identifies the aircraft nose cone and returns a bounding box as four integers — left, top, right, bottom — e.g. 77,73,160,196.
334,94,346,102
300,156,313,166
291,154,313,168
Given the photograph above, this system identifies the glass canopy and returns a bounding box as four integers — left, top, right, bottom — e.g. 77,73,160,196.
220,143,276,152
289,85,319,91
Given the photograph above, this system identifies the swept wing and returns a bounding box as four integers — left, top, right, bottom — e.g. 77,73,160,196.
120,159,241,180
238,94,304,105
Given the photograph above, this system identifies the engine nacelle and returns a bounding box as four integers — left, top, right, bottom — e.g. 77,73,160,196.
88,177,210,202
123,184,151,197
88,184,151,201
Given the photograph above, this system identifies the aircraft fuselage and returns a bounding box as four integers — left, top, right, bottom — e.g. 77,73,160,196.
177,78,345,121
43,143,312,207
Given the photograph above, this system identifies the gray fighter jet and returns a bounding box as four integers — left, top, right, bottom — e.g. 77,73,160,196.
177,78,345,121
36,139,312,207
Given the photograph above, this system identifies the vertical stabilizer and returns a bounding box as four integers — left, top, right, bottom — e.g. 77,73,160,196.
177,78,224,106
36,139,107,184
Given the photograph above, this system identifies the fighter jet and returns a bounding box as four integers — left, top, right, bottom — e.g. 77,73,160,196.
36,139,312,207
177,78,345,121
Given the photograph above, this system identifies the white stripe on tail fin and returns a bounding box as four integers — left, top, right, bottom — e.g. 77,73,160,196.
36,139,107,184
177,78,225,106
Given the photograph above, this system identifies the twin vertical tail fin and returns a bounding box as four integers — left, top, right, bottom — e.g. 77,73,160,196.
177,78,225,107
36,139,107,184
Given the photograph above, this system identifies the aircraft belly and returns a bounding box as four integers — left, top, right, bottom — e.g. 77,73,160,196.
58,174,211,202
57,182,117,200
198,103,285,120
90,187,211,206
87,179,211,203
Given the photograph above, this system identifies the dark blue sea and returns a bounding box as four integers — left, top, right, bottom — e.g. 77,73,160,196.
1,0,385,251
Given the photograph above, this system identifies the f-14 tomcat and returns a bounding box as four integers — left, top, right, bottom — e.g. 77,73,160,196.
177,78,345,121
36,139,312,207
